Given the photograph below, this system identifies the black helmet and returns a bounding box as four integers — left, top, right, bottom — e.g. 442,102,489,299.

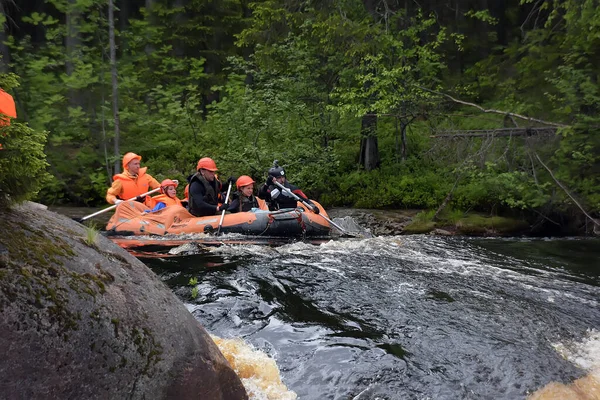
268,160,285,179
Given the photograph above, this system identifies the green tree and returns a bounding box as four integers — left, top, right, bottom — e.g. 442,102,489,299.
0,72,49,206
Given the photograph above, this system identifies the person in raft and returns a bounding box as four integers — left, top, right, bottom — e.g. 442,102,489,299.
257,160,318,212
106,152,160,206
145,179,182,213
226,175,260,213
187,157,229,217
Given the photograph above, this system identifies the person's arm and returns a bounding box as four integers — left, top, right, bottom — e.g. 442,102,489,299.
257,183,272,201
288,183,319,212
106,180,123,204
227,198,240,213
146,202,166,213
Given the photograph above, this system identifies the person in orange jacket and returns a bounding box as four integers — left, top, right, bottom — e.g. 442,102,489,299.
106,152,160,205
146,179,183,212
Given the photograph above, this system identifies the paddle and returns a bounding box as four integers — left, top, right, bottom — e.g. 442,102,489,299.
216,181,233,236
271,180,356,237
75,186,166,223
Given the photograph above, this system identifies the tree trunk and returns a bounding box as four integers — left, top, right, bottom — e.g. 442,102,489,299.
144,0,155,55
0,0,10,73
173,0,186,57
359,113,379,170
66,0,82,107
109,0,121,174
400,119,408,161
433,174,461,222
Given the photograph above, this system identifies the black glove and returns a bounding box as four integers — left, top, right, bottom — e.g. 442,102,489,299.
311,205,320,214
266,177,274,186
219,203,230,212
227,176,237,184
135,195,146,203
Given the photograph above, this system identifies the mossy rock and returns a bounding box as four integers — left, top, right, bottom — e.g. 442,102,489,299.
402,221,436,234
455,214,529,235
0,202,247,400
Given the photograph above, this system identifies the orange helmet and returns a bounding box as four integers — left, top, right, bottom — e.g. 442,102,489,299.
122,152,141,170
236,175,255,189
196,157,218,171
160,179,178,194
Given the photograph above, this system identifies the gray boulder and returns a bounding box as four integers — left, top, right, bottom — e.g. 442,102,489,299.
0,202,247,400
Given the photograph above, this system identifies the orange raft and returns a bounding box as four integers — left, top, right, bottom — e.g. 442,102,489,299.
106,200,331,237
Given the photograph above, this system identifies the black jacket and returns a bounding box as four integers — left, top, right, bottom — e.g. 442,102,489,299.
258,180,308,211
187,173,223,217
227,191,259,213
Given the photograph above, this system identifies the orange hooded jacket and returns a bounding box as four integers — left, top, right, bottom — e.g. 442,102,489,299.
106,167,160,205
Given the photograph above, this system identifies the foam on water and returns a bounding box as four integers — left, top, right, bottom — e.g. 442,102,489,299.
211,335,297,400
528,330,600,399
553,329,600,375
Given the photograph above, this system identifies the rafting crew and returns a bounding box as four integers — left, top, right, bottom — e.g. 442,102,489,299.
105,154,316,215
106,152,160,206
187,157,230,217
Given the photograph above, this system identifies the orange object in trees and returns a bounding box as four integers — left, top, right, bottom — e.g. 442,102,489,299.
0,89,17,124
0,89,16,149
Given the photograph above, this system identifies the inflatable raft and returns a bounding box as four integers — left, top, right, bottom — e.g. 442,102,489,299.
105,200,331,237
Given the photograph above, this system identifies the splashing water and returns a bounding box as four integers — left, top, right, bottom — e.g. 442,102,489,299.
144,235,600,399
527,329,600,400
212,335,297,400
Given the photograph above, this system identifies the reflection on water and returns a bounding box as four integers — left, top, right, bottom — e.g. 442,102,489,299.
140,236,600,399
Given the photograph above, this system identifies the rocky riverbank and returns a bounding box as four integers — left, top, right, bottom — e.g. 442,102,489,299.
0,202,247,400
328,208,543,237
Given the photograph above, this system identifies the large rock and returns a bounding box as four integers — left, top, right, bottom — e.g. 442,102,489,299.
0,202,247,400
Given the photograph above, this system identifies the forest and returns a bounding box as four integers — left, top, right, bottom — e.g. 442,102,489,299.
0,0,599,234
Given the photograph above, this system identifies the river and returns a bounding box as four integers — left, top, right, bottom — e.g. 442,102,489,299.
134,235,600,399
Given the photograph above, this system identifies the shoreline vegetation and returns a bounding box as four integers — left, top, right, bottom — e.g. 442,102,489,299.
2,1,599,237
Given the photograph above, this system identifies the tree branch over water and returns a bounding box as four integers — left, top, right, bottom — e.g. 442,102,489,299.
534,153,599,228
419,87,568,128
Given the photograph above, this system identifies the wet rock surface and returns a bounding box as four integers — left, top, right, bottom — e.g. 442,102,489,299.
328,208,419,236
0,202,247,400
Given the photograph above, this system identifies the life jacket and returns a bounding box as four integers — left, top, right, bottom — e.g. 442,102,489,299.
272,181,300,209
148,194,182,208
112,167,154,205
187,172,223,216
234,192,259,212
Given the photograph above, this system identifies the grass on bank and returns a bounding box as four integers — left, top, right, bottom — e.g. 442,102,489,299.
403,209,529,235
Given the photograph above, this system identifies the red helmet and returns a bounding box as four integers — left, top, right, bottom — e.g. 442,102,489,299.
236,175,255,189
122,152,141,170
196,157,218,171
160,179,178,194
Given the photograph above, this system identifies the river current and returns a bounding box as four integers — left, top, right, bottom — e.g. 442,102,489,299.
138,235,600,399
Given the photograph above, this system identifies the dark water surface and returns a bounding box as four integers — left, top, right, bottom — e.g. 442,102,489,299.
140,236,600,399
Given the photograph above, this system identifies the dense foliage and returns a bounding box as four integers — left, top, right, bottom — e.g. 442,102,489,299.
0,72,49,206
1,0,598,231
